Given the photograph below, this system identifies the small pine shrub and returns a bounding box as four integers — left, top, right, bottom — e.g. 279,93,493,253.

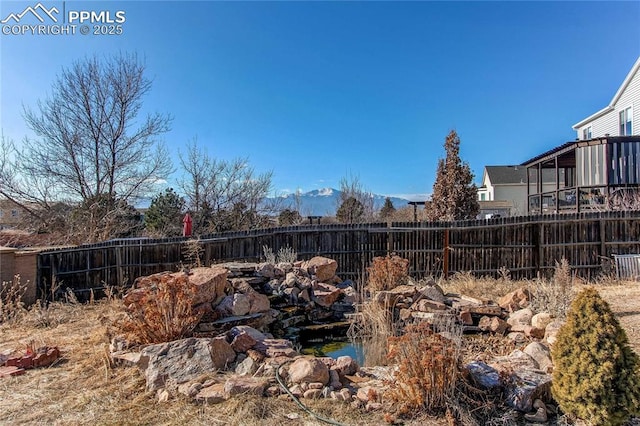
120,274,203,344
367,254,409,292
551,287,640,425
385,321,461,416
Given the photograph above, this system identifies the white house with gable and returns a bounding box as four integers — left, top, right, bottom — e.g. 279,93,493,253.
573,57,640,140
477,166,528,217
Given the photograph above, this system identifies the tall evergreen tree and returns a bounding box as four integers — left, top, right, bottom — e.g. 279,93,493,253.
336,196,364,224
380,197,396,220
145,188,185,237
425,130,479,221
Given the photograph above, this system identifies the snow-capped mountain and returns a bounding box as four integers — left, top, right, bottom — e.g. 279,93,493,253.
266,188,413,217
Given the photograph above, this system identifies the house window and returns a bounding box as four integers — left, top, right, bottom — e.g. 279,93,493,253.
480,193,486,201
11,209,18,217
619,107,632,136
583,126,592,140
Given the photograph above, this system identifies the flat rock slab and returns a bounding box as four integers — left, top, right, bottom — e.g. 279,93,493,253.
141,337,235,392
0,366,25,378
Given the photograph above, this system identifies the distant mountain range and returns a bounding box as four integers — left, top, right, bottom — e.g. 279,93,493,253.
265,188,412,217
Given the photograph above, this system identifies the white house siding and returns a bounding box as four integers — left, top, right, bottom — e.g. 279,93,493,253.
493,185,527,216
576,63,640,139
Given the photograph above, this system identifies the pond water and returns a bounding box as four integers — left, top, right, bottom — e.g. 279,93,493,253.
301,340,365,366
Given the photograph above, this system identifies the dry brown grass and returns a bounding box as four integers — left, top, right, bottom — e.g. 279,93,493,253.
439,270,522,302
3,274,640,425
0,299,388,425
347,298,398,367
1,275,27,324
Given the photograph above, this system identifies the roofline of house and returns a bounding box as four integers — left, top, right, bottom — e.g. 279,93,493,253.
572,56,640,130
521,136,640,167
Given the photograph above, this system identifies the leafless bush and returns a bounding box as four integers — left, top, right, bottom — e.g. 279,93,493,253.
385,320,462,416
367,254,409,292
0,275,27,324
182,238,203,268
528,258,574,319
276,246,297,263
262,245,297,264
119,274,203,344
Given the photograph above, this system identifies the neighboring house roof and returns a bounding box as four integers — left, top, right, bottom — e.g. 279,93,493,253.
484,166,527,185
479,200,513,209
572,56,640,130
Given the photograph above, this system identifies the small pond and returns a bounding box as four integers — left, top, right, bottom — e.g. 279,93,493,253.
301,339,365,366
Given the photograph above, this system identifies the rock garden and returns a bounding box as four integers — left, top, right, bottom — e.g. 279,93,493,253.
2,253,640,425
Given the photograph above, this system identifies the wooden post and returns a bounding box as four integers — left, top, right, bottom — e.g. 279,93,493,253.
535,223,543,277
116,246,124,287
599,219,607,259
443,228,450,278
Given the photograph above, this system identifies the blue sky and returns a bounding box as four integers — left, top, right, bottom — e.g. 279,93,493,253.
1,1,639,200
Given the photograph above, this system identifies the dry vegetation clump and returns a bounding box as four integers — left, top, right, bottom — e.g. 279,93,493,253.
460,334,517,364
0,275,27,324
385,319,462,418
348,254,410,366
182,238,204,267
262,245,298,264
528,258,574,319
440,269,522,302
367,254,409,292
119,273,202,344
348,298,398,367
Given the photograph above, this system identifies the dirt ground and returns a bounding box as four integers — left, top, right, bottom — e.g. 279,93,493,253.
1,281,640,425
594,280,640,355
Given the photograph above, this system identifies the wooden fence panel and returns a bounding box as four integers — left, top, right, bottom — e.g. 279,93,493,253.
35,211,640,300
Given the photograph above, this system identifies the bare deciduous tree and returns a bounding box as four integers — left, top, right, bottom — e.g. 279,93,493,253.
1,54,172,243
178,139,273,233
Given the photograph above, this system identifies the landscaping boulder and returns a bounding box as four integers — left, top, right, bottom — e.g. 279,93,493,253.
478,316,510,334
224,376,268,396
334,355,359,377
288,357,330,385
312,283,343,308
189,266,230,306
141,337,235,392
531,312,553,330
465,361,502,390
507,308,533,332
523,341,553,373
503,369,552,412
499,288,531,312
418,283,447,304
229,326,267,343
304,257,338,282
195,383,227,404
544,320,563,346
